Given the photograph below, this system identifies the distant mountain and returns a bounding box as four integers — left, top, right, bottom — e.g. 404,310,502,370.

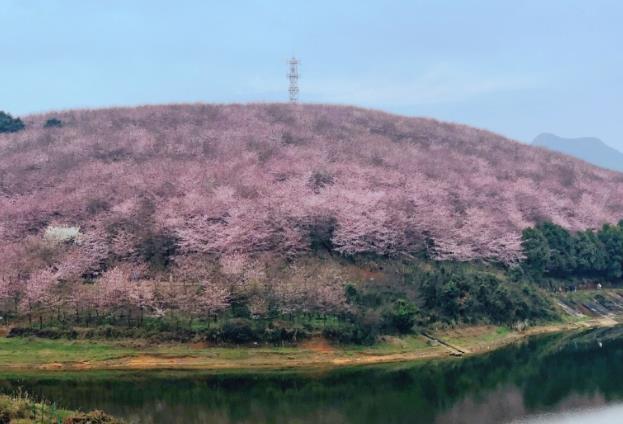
533,133,623,172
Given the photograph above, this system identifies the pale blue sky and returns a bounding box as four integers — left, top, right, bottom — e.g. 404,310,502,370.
1,0,622,148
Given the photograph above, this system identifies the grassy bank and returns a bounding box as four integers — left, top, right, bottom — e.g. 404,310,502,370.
0,317,615,372
0,393,122,423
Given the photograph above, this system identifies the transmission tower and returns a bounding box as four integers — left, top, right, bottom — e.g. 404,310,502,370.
287,56,299,103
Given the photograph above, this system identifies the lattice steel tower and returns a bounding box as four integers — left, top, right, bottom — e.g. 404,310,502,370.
287,57,299,103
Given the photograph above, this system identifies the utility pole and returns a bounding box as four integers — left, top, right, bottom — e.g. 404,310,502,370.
287,57,299,103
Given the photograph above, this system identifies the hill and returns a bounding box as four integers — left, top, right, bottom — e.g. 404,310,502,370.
1,103,623,273
2,103,623,340
533,133,623,173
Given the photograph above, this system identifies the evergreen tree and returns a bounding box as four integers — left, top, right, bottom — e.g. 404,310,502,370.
44,118,63,128
574,230,607,275
521,227,550,275
522,221,623,281
598,224,623,279
537,222,576,276
0,111,25,133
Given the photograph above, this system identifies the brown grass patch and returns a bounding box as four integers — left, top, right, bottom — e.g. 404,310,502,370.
300,337,335,353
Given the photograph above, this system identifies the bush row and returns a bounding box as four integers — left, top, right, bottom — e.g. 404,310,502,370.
419,264,555,324
8,318,311,345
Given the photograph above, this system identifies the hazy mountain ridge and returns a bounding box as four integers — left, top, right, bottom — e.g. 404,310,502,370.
533,133,623,173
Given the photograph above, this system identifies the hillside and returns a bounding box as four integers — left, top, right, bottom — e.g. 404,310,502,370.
2,103,623,272
533,132,623,173
2,103,623,342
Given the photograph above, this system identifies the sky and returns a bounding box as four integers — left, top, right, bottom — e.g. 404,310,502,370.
1,0,622,148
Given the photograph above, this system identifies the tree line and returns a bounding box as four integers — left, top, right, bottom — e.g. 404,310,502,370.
522,220,623,280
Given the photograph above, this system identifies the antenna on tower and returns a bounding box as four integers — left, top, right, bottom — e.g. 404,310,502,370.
287,56,299,103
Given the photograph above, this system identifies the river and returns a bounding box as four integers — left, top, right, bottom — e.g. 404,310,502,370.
2,326,623,423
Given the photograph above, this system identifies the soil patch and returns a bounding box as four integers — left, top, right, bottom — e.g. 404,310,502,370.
300,337,335,353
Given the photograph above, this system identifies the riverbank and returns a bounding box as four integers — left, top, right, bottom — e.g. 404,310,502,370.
0,393,122,423
0,316,617,373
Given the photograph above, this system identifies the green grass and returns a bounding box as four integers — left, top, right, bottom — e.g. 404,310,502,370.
0,319,583,373
444,326,513,348
0,338,135,365
0,335,437,371
348,335,431,354
0,337,316,368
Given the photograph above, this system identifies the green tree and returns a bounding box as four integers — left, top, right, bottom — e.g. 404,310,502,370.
521,227,550,275
384,299,417,333
574,230,606,275
44,118,63,128
537,222,576,276
598,224,623,280
0,111,25,133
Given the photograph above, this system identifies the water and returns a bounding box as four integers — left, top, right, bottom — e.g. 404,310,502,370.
3,326,623,423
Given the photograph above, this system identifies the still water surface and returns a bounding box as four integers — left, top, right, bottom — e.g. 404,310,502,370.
3,327,623,423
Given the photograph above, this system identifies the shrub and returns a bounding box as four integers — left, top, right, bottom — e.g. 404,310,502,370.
64,410,123,423
323,322,375,345
8,327,78,339
0,394,124,424
306,217,336,251
0,111,24,133
138,230,179,270
323,310,381,345
281,131,304,145
44,118,63,128
263,320,309,343
308,170,334,193
323,322,359,344
221,318,256,344
420,268,555,324
86,198,110,214
383,299,417,334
